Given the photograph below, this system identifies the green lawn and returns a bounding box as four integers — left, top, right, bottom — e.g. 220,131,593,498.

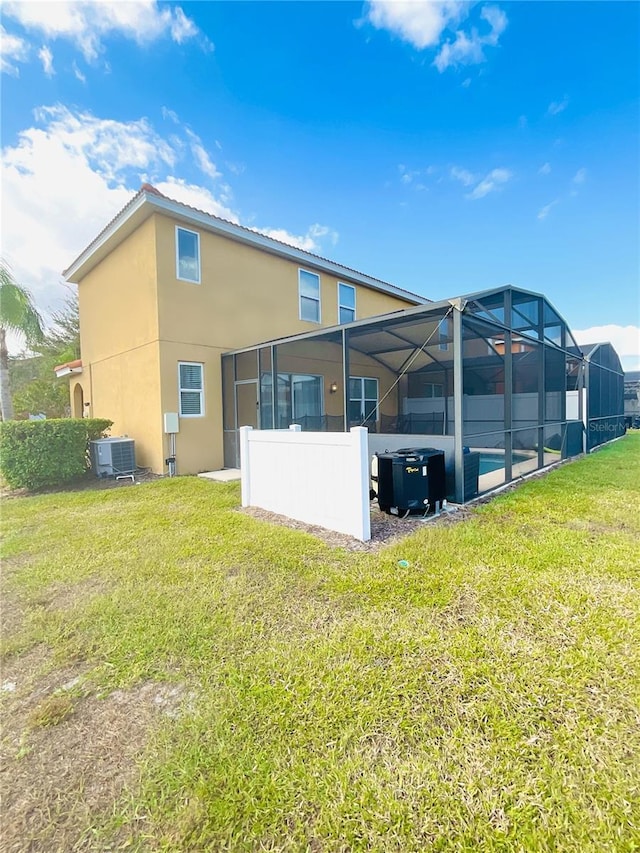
2,436,639,852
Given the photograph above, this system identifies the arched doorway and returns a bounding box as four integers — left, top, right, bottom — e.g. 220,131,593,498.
73,383,84,418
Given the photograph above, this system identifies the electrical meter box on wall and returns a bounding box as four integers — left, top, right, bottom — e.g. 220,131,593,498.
164,412,179,433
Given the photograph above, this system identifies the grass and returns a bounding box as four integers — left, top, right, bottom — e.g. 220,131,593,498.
28,694,75,728
1,435,639,851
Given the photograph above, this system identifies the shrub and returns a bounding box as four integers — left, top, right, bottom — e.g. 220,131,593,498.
85,418,113,443
0,418,113,490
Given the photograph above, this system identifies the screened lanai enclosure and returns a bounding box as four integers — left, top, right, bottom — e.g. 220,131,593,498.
222,286,624,503
582,342,626,450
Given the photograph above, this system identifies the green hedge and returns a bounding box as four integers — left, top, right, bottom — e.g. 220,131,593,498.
0,418,113,491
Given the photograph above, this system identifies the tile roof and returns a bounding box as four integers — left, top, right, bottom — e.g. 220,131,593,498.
53,358,82,372
65,184,427,304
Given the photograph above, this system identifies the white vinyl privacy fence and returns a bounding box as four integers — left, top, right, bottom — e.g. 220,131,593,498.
239,425,371,541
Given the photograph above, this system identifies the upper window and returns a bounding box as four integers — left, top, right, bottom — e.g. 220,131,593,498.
176,227,200,283
424,383,444,398
338,283,356,324
299,269,321,323
179,362,204,417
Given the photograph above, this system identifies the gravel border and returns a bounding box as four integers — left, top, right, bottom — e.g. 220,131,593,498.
239,502,475,552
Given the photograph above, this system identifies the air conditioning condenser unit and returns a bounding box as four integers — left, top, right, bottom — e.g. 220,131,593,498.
90,437,136,477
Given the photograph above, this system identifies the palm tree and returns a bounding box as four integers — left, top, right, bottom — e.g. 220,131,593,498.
0,263,45,421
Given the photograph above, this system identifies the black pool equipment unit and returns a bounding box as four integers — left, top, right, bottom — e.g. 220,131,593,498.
374,448,446,516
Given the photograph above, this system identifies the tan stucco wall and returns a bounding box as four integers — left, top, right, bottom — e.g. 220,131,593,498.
152,213,416,473
274,340,399,420
86,342,163,471
154,214,415,351
74,210,419,475
75,216,162,470
158,341,225,475
78,216,159,365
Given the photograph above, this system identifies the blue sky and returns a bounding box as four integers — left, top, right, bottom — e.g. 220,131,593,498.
2,1,639,366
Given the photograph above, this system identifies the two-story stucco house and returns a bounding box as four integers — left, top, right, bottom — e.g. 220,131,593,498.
61,184,425,474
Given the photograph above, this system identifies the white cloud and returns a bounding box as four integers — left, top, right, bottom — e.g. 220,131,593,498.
398,163,417,185
466,167,512,199
162,106,180,124
518,115,527,130
573,325,640,368
258,223,339,253
186,129,221,180
461,77,471,88
450,165,476,187
434,4,507,72
480,5,508,45
573,167,587,184
33,105,178,179
1,105,338,341
226,161,245,176
1,106,178,315
365,0,467,50
71,61,86,82
1,25,30,74
168,6,201,44
537,199,559,220
2,1,209,63
398,163,434,190
434,29,483,71
538,162,551,176
450,165,512,198
364,1,506,72
37,44,54,76
547,96,569,116
154,178,238,222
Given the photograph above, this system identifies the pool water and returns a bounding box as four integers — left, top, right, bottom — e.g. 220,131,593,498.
478,452,530,476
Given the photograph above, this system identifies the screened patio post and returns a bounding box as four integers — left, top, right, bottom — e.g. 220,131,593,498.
503,288,513,483
584,356,591,451
452,301,464,503
537,300,545,468
342,328,350,432
271,344,277,430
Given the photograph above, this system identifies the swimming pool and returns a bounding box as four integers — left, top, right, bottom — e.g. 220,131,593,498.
477,451,531,476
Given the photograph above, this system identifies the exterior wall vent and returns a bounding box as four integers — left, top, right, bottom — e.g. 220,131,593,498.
90,438,136,477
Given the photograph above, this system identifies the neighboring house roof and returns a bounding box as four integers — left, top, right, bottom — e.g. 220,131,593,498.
625,371,640,382
54,359,83,378
580,342,603,356
580,341,624,376
63,184,427,306
581,341,624,358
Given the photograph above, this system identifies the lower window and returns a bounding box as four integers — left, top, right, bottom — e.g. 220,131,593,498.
349,377,378,426
261,372,323,428
179,362,204,416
